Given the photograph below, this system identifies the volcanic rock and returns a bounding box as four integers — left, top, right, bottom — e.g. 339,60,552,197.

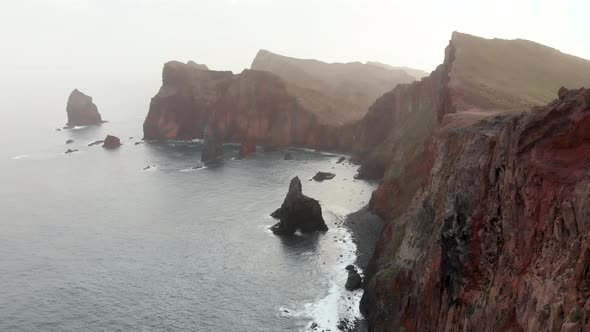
64,149,78,154
312,172,335,181
283,152,293,160
66,89,103,127
65,139,74,144
102,135,121,149
336,156,346,164
270,176,327,235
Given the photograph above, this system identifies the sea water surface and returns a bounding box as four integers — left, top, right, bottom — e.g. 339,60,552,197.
0,99,375,331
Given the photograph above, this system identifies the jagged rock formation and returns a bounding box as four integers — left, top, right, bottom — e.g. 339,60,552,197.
201,123,223,164
251,50,417,124
66,89,103,127
270,176,327,235
361,88,590,331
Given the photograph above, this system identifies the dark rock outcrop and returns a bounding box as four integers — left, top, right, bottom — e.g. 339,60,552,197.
345,266,362,291
102,135,121,149
65,139,74,144
312,171,335,181
66,89,103,127
283,152,293,160
64,148,78,154
201,123,223,164
270,176,327,235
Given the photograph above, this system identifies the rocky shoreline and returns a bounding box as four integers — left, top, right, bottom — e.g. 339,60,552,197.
341,208,384,332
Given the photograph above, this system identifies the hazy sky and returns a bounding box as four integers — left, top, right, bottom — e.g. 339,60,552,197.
1,0,589,122
2,0,589,74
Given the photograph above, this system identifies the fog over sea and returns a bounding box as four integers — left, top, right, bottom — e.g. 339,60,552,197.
0,78,376,331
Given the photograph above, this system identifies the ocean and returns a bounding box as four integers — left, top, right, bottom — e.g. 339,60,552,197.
0,85,376,331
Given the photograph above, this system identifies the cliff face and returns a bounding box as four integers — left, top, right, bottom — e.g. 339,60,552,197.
144,61,317,147
355,32,590,331
251,50,417,125
361,88,590,332
362,32,590,221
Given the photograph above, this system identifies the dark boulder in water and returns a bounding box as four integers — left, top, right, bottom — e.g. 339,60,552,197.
64,148,78,154
102,135,121,149
270,176,327,235
66,89,103,127
312,171,335,181
201,124,223,164
336,156,346,164
66,139,74,144
283,152,293,160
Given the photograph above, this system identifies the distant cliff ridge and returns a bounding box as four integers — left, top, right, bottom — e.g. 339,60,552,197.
250,50,418,124
366,61,429,79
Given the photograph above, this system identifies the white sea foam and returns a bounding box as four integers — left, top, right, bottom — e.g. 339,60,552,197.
11,154,30,160
280,207,364,331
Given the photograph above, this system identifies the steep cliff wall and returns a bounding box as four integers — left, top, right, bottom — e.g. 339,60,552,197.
143,61,347,149
361,88,590,332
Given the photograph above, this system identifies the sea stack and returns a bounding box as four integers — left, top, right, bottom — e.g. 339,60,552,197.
270,176,328,235
201,124,223,164
66,89,103,127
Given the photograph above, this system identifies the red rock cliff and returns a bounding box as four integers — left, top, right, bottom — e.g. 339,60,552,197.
354,32,590,332
361,32,590,221
143,61,353,150
361,88,590,332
